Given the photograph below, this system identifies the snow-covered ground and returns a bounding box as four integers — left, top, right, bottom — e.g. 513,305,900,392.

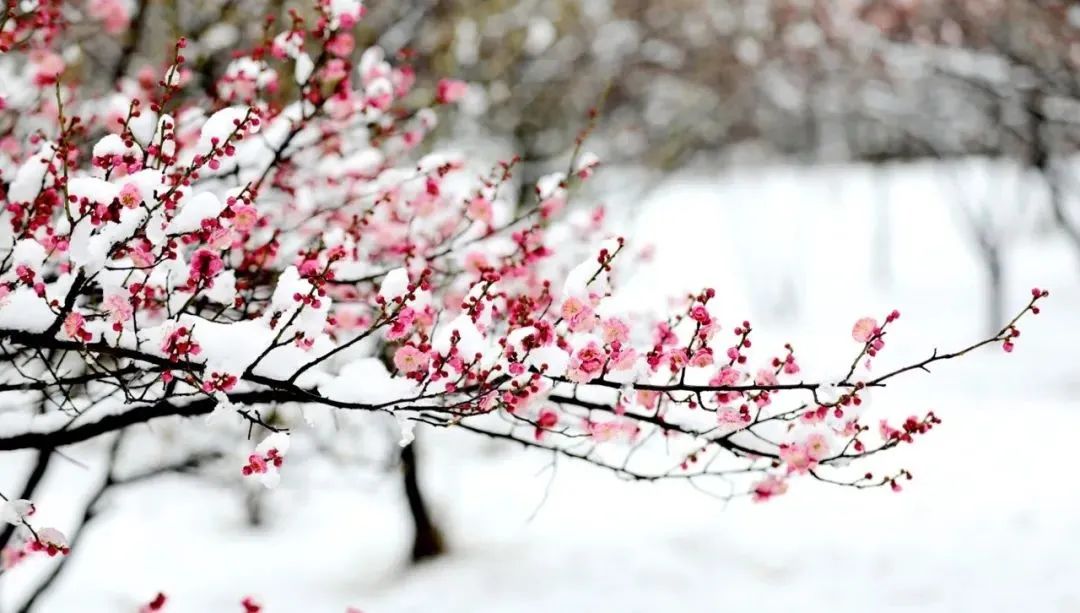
3,162,1078,612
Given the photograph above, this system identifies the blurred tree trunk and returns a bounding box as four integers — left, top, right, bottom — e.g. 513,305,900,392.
244,488,266,528
1027,92,1080,272
400,440,444,563
984,245,1005,336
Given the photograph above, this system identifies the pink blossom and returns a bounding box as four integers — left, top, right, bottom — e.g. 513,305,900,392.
63,312,90,341
161,326,201,360
752,475,789,502
393,345,429,374
188,249,224,285
804,432,831,460
636,390,660,410
104,293,133,326
327,33,355,57
324,58,351,83
88,0,131,34
466,196,493,224
586,419,639,442
711,366,741,386
755,368,778,387
566,341,606,383
690,305,712,324
879,419,901,441
297,258,321,278
28,527,70,557
534,408,558,440
667,348,689,371
129,241,155,267
852,317,879,343
560,296,595,332
575,153,600,179
538,196,566,219
1,546,27,570
601,317,629,344
385,307,417,340
271,30,304,59
118,182,142,208
30,50,64,85
436,78,468,104
716,407,750,430
231,204,259,231
782,357,800,375
608,346,637,371
689,348,714,367
779,443,815,474
207,227,234,249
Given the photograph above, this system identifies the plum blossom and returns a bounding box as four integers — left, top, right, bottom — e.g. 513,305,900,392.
243,432,290,488
231,204,259,231
393,345,429,374
63,312,92,342
586,419,639,442
104,293,134,331
852,317,879,343
805,432,831,460
188,249,224,286
436,78,468,104
636,390,660,410
28,527,70,557
689,348,714,367
1,546,27,570
716,407,750,431
752,475,789,502
755,368,778,386
87,0,131,34
534,408,559,440
561,296,595,332
30,50,64,85
385,307,416,340
566,341,606,383
118,182,142,208
601,317,629,344
779,441,819,474
466,196,493,224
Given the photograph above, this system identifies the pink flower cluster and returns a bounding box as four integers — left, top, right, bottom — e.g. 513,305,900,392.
242,447,285,477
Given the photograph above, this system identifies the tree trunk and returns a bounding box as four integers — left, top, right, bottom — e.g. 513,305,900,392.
244,488,265,528
400,441,444,563
986,248,1004,336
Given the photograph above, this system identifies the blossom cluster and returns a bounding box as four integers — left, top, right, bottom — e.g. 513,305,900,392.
0,496,69,570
